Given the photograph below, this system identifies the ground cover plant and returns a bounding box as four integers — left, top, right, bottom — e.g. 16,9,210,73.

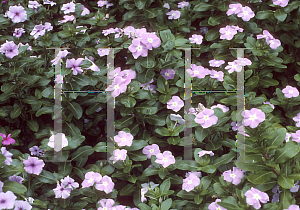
0,0,300,209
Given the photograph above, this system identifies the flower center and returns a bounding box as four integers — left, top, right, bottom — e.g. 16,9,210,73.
230,173,236,178
194,38,198,41
103,181,108,186
253,193,261,200
173,102,177,106
117,155,121,159
122,137,126,141
226,31,230,35
148,38,153,43
114,84,119,89
188,180,192,184
270,40,274,44
163,158,167,161
88,178,94,183
172,13,175,16
150,149,154,153
250,114,257,120
194,70,199,74
214,74,218,77
244,11,248,15
165,72,169,76
0,200,5,203
31,163,35,167
204,115,209,120
137,45,143,51
289,90,293,93
215,61,219,64
232,8,236,11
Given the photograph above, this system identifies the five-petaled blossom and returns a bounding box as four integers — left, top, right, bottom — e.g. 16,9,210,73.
182,172,200,192
6,5,27,23
282,85,299,98
237,6,255,21
208,199,227,210
189,34,203,45
95,175,115,194
198,150,214,158
48,132,69,151
0,133,15,145
242,108,265,128
209,59,225,67
222,167,245,185
0,40,19,59
110,149,127,164
273,0,289,7
155,151,176,168
53,183,72,199
291,130,300,143
166,10,181,19
167,96,184,112
114,131,133,147
0,191,17,210
161,69,175,80
142,144,161,159
187,64,210,78
61,2,76,14
209,70,224,81
178,1,189,8
245,187,269,209
226,3,243,16
82,171,102,188
23,156,45,175
66,58,84,75
194,108,218,128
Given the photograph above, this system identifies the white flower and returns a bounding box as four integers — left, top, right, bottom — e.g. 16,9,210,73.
48,132,68,151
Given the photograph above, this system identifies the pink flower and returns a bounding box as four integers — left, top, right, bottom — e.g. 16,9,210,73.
0,133,15,145
237,6,255,21
66,58,84,75
97,199,115,210
225,60,239,74
284,205,300,210
245,187,269,209
0,41,19,59
9,174,24,184
219,26,238,40
166,10,181,19
194,108,218,128
242,108,266,128
123,26,136,38
114,131,133,147
97,48,110,57
58,15,75,24
182,173,200,192
186,64,210,78
222,167,245,185
110,149,127,164
226,3,243,16
81,5,90,16
61,175,79,189
122,69,136,80
95,175,115,194
286,133,292,142
128,38,148,59
140,33,161,50
163,3,170,9
167,96,184,112
211,104,229,112
82,172,102,188
198,150,214,157
6,5,27,23
263,101,275,109
273,0,289,7
0,147,13,165
178,1,189,8
189,34,203,45
293,113,300,127
291,130,300,143
105,76,128,98
155,151,176,168
23,156,45,175
208,199,227,210
13,28,25,38
0,191,17,209
142,144,160,159
61,2,75,14
266,38,281,49
236,57,252,66
161,69,175,80
30,24,45,39
209,59,225,67
53,183,72,199
209,70,224,81
257,30,274,40
282,85,299,98
97,0,108,7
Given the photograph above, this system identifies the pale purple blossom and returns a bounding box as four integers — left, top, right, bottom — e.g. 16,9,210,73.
43,0,56,6
227,3,243,16
0,191,17,210
123,26,136,38
105,76,128,98
98,199,115,210
95,175,115,194
166,10,181,19
51,50,70,65
290,181,299,193
9,174,24,184
114,131,133,147
155,151,176,168
163,3,170,9
222,167,245,185
237,6,255,21
142,144,160,159
209,70,224,81
208,199,227,210
44,22,53,31
140,32,161,50
282,85,299,98
18,43,32,51
257,30,274,40
81,171,102,188
291,130,300,143
128,38,148,59
6,5,27,23
189,34,203,45
102,28,116,36
263,101,275,109
61,2,75,14
211,104,229,112
170,114,185,125
97,48,110,57
242,108,265,128
273,0,289,7
81,5,90,16
195,108,218,128
0,133,15,145
182,173,200,192
284,205,300,210
167,96,184,112
186,64,210,78
48,132,69,150
209,59,225,67
97,0,108,7
267,38,281,49
53,183,72,199
28,1,41,12
272,193,280,203
0,41,19,59
198,150,214,157
225,60,239,74
178,1,189,8
23,156,45,175
200,27,208,34
219,25,238,40
0,147,13,165
61,175,79,189
293,113,300,127
66,58,84,75
110,149,127,164
161,69,175,80
245,187,269,209
13,200,32,210
58,15,75,24
236,57,252,66
122,69,136,80
13,28,25,38
30,24,45,39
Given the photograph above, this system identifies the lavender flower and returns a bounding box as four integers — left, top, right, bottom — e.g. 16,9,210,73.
219,26,238,40
198,150,214,157
209,59,225,67
110,149,127,164
61,175,79,189
161,69,175,80
66,58,84,75
114,131,133,147
222,167,245,185
227,3,243,16
211,104,229,112
58,15,75,24
291,130,300,143
61,2,75,14
237,6,255,21
267,38,281,49
163,3,170,9
189,34,203,45
98,198,115,209
167,96,184,112
6,5,27,23
30,24,45,39
0,133,15,145
293,113,300,127
263,101,275,109
128,38,148,59
95,175,115,194
155,151,176,168
140,33,161,50
123,26,136,38
166,10,181,19
9,174,24,184
182,173,200,192
97,48,110,57
170,114,185,125
13,200,32,210
43,0,56,6
282,85,299,98
142,144,160,159
23,156,45,175
242,108,266,128
0,41,19,59
0,147,13,165
225,60,239,74
48,132,68,150
245,187,269,209
290,181,299,192
209,70,224,81
53,183,72,199
178,1,189,8
97,0,108,7
284,205,300,210
13,28,25,38
257,30,274,40
81,5,90,16
208,199,227,210
105,76,128,98
194,108,218,128
200,27,208,34
273,0,289,7
186,64,210,78
82,171,102,188
0,191,17,209
28,1,41,12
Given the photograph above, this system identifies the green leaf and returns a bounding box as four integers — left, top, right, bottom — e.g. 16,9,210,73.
278,175,294,189
178,26,190,33
280,34,295,47
93,142,107,152
174,38,189,47
71,146,94,161
160,177,171,193
120,183,135,196
266,127,285,147
2,181,27,195
67,102,83,119
294,74,300,82
36,106,53,117
86,103,102,115
27,120,39,132
274,141,300,163
159,168,168,179
155,127,171,136
259,77,279,86
255,10,274,20
144,115,165,126
274,9,287,21
115,116,135,129
161,198,172,210
247,171,275,184
133,89,152,100
0,92,16,102
235,160,269,171
142,167,159,176
205,29,219,41
128,150,147,161
10,106,22,119
256,104,273,113
176,190,196,200
160,29,175,43
136,104,158,115
144,8,158,18
246,76,259,91
126,140,148,151
279,189,292,209
199,165,216,173
137,69,155,84
208,16,223,26
217,202,243,210
120,96,136,108
138,203,152,210
194,2,214,11
1,83,18,93
135,0,146,10
195,127,209,142
0,154,5,164
141,56,156,69
213,151,235,167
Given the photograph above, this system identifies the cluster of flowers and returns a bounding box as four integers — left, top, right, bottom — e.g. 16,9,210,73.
226,3,255,21
82,171,114,194
97,198,139,210
163,1,189,20
0,41,33,59
257,30,281,49
140,78,157,93
30,22,53,39
0,191,33,210
105,67,136,98
272,182,299,203
225,57,252,74
53,175,79,199
187,62,224,81
219,25,244,40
